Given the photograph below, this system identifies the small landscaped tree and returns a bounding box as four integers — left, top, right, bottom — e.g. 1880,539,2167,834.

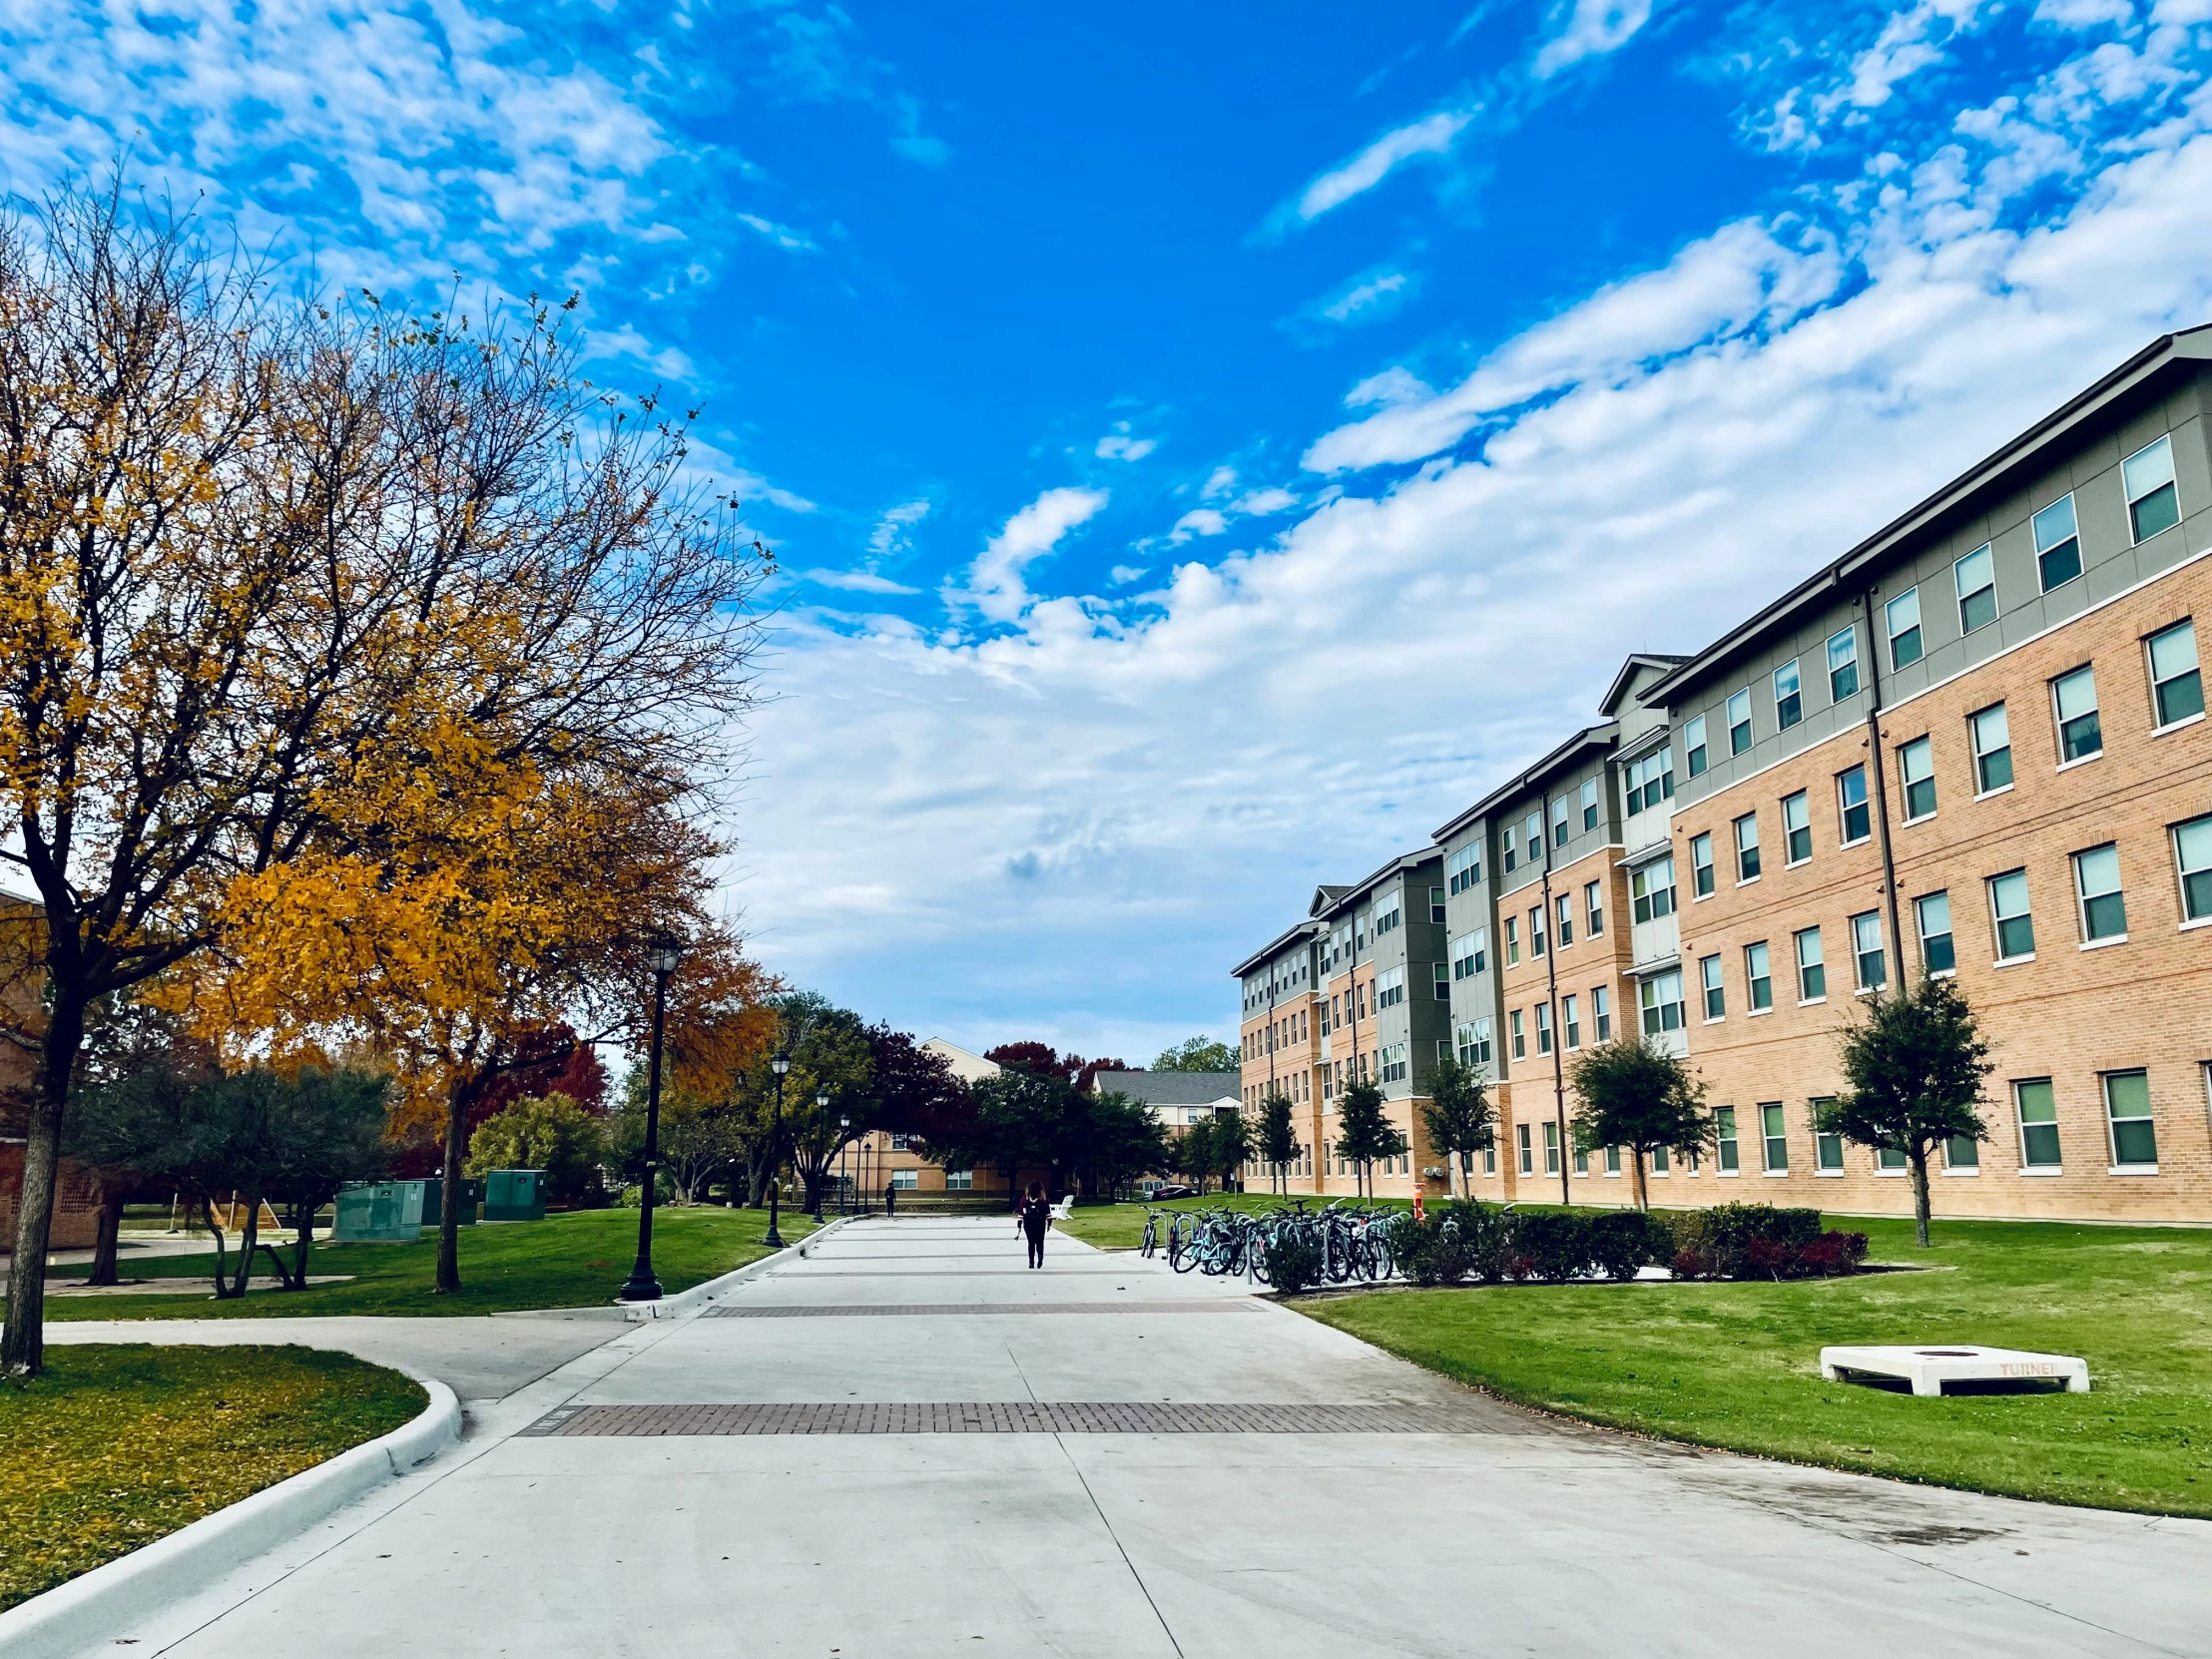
1256,1093,1302,1195
1175,1113,1220,1192
1207,1111,1254,1192
1818,974,1992,1248
1335,1079,1407,1200
466,1093,609,1206
1417,1056,1495,1198
1568,1037,1713,1212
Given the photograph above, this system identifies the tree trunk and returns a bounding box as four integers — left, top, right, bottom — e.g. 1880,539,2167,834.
436,1073,481,1295
227,1194,264,1298
2,991,90,1375
201,1196,234,1298
291,1199,313,1289
1633,1152,1649,1213
1910,1146,1933,1248
87,1185,127,1286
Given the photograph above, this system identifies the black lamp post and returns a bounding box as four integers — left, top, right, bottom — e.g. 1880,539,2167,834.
620,935,683,1302
814,1097,831,1230
838,1115,851,1215
765,1051,790,1249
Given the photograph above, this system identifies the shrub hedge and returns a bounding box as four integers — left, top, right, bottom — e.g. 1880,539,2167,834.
1385,1200,1865,1285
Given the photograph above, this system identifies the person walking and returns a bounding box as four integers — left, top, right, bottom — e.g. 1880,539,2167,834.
1017,1183,1051,1269
883,1178,897,1218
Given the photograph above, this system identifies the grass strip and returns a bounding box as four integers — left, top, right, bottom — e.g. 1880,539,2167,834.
47,1205,819,1321
0,1345,424,1611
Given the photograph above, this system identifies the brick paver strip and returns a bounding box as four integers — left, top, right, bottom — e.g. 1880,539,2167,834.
518,1401,1493,1436
707,1302,1259,1318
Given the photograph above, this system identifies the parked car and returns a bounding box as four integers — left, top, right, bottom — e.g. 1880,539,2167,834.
1146,1183,1199,1200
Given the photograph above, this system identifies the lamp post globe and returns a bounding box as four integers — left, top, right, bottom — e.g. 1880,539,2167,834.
765,1050,791,1249
620,934,684,1302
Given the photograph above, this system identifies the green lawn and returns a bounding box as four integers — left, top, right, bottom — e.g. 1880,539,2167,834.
1057,1192,1411,1251
1299,1213,2212,1517
47,1206,818,1321
0,1345,424,1610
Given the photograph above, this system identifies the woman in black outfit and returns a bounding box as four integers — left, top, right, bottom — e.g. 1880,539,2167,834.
1017,1183,1051,1269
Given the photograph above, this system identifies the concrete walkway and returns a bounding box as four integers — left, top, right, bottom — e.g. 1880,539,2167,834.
76,1218,2212,1657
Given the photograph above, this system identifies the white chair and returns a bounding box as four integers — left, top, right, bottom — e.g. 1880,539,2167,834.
1049,1195,1074,1222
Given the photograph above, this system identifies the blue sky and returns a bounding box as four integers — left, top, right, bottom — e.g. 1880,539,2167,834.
9,0,2212,1060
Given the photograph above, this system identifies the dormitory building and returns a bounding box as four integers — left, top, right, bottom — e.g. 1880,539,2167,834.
1233,328,2212,1222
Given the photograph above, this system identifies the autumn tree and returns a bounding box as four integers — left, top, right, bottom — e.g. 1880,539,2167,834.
0,181,766,1369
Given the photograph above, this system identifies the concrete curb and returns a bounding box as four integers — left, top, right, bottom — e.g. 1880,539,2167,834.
0,1362,461,1659
613,1214,855,1322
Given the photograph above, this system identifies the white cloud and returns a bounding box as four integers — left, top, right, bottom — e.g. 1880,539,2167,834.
1534,0,1656,78
1096,426,1159,461
1291,108,1477,224
740,116,2212,1050
1320,270,1412,324
953,487,1110,623
1109,564,1150,586
1168,508,1229,544
735,213,819,253
1232,488,1301,515
868,498,932,558
803,569,923,595
2033,0,2134,26
1201,466,1240,500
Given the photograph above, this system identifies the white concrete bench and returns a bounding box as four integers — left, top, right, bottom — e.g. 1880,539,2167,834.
1819,1344,2089,1396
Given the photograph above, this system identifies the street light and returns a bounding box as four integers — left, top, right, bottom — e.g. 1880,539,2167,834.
620,934,684,1302
765,1051,791,1249
810,1091,830,1221
838,1114,851,1216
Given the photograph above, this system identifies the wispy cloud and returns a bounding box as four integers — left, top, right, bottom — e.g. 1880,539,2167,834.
1276,107,1478,232
1534,0,1657,78
868,498,933,558
953,486,1110,623
1096,424,1159,461
736,213,820,252
804,568,923,594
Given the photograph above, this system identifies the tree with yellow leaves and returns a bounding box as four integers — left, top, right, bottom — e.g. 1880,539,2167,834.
0,178,766,1371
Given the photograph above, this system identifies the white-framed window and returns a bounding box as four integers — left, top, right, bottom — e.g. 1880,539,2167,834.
2073,843,2126,942
2052,666,2101,764
1510,1009,1525,1059
1535,1003,1553,1055
1375,965,1406,1008
1774,659,1803,729
1433,961,1450,1000
1552,797,1571,847
1715,1106,1739,1173
1430,885,1447,924
1380,1042,1408,1084
1809,1098,1845,1172
1517,1123,1533,1175
1727,687,1754,755
1851,910,1886,990
944,1168,973,1191
1446,842,1482,895
1955,544,1997,634
1944,1130,1979,1171
1899,735,1936,820
1543,1120,1561,1176
1887,586,1924,669
2123,435,2179,543
1456,1018,1493,1070
1529,903,1547,957
2015,1079,2060,1168
1690,831,1715,897
1745,941,1773,1010
1760,1103,1789,1171
2104,1070,2156,1167
1624,748,1674,816
1606,1141,1624,1175
2175,816,2212,923
1916,890,1954,974
1452,927,1488,978
1827,625,1860,702
1837,765,1871,845
2032,493,2082,592
1683,715,1708,778
891,1168,919,1190
1734,811,1761,880
1795,927,1825,1001
1580,776,1600,830
1639,969,1684,1035
889,1134,913,1151
1522,811,1542,864
1782,790,1812,863
1700,953,1724,1020
1555,891,1573,947
1632,856,1676,922
2147,620,2204,729
1970,703,2013,794
1585,879,1604,937
1989,868,2035,961
1376,892,1401,934
1562,993,1581,1049
1504,916,1520,965
1591,984,1612,1042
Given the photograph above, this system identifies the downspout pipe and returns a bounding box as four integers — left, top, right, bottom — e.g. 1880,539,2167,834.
1540,789,1571,1206
1860,589,1908,986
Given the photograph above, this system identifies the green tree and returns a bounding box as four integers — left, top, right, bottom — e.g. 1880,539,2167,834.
1256,1093,1302,1195
1334,1079,1407,1199
1152,1036,1238,1073
1175,1113,1219,1191
1818,974,1992,1247
933,1068,1069,1204
1568,1037,1713,1212
466,1092,607,1203
1071,1091,1172,1200
1417,1056,1495,1198
1207,1111,1254,1192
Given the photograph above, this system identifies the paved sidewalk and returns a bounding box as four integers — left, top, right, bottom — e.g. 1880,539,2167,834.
77,1217,2212,1657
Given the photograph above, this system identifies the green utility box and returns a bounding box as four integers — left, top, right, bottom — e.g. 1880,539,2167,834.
483,1170,546,1222
418,1177,479,1228
333,1181,416,1244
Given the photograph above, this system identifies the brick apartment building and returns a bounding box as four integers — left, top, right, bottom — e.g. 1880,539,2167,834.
1231,326,2212,1223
